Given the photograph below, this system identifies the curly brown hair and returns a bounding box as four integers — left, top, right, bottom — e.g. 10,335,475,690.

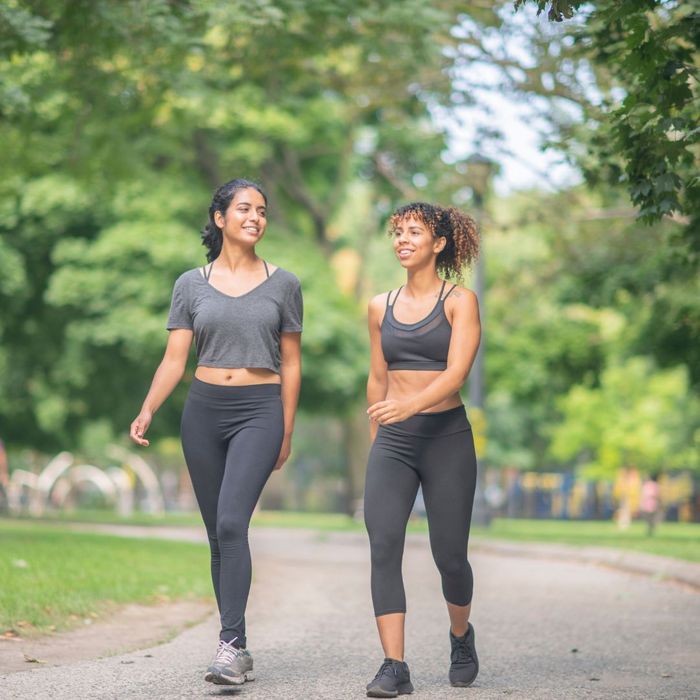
388,202,479,280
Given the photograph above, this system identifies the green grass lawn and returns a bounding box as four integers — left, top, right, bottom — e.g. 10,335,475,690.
475,518,700,563
0,520,211,636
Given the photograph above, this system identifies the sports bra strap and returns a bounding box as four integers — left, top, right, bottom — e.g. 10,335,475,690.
443,283,457,300
388,282,451,307
387,286,403,307
263,260,270,278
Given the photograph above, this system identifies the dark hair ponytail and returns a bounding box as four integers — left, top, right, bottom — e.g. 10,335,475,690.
437,206,479,279
201,178,268,262
388,202,479,280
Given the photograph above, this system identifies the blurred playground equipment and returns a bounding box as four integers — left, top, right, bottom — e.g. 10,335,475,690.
5,447,164,517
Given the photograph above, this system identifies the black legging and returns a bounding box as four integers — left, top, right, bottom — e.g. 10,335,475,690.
180,378,284,646
364,405,477,616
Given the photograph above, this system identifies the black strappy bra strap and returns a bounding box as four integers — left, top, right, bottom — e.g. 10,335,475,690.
386,285,403,309
203,263,214,281
443,283,457,300
263,260,270,278
388,286,403,307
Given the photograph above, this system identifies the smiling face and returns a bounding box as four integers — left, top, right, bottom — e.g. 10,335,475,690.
214,187,267,248
391,214,446,271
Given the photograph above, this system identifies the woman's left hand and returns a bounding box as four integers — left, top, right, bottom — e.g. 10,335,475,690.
274,434,292,471
367,399,416,425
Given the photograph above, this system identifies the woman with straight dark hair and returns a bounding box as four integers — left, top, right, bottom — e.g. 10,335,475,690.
129,179,302,686
364,202,481,696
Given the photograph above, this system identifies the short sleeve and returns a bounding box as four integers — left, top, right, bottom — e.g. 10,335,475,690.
166,275,193,330
281,277,303,332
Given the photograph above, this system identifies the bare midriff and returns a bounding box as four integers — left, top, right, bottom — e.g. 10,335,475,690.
386,369,462,413
194,366,281,386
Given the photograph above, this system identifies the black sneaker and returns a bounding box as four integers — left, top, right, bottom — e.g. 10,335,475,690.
449,623,479,687
366,658,414,698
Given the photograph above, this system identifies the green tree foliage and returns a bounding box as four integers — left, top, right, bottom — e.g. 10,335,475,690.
2,1,698,492
0,0,465,450
550,356,700,478
514,0,584,22
482,186,697,473
543,190,700,388
514,1,699,248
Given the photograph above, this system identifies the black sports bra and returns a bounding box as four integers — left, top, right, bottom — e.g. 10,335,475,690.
381,280,456,371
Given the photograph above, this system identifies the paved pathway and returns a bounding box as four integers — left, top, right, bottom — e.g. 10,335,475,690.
1,528,699,699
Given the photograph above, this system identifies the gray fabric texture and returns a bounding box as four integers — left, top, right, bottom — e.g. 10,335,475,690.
166,266,303,373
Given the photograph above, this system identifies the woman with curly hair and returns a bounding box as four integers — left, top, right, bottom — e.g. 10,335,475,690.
364,202,481,697
129,179,302,687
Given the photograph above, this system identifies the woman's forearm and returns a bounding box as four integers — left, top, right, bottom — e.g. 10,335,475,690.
404,368,467,415
367,375,387,442
280,360,301,436
141,357,187,415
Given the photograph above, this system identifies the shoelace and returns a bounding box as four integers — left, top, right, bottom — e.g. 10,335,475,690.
373,660,398,681
214,639,244,666
452,637,474,665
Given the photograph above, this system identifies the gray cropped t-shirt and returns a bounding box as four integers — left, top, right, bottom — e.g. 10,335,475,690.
166,266,303,373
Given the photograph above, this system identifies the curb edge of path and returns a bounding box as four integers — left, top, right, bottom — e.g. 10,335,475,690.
470,536,700,592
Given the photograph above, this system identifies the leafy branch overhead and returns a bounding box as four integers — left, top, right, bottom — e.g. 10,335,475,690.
514,0,585,22
514,1,699,246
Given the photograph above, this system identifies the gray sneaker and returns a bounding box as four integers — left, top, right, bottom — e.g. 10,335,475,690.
204,639,255,685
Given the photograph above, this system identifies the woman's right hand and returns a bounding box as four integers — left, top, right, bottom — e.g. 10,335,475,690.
129,410,153,447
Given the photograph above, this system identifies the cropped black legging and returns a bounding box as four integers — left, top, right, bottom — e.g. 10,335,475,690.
364,405,477,616
180,379,283,647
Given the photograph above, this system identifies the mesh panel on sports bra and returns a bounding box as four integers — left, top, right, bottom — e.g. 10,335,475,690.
384,312,446,338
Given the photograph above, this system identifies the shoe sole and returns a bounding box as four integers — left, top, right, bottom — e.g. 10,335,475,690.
366,681,414,697
449,658,479,687
204,670,255,685
449,663,478,687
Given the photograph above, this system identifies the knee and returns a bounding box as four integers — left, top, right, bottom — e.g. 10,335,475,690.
368,528,405,568
216,513,249,544
433,549,468,579
440,557,473,607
